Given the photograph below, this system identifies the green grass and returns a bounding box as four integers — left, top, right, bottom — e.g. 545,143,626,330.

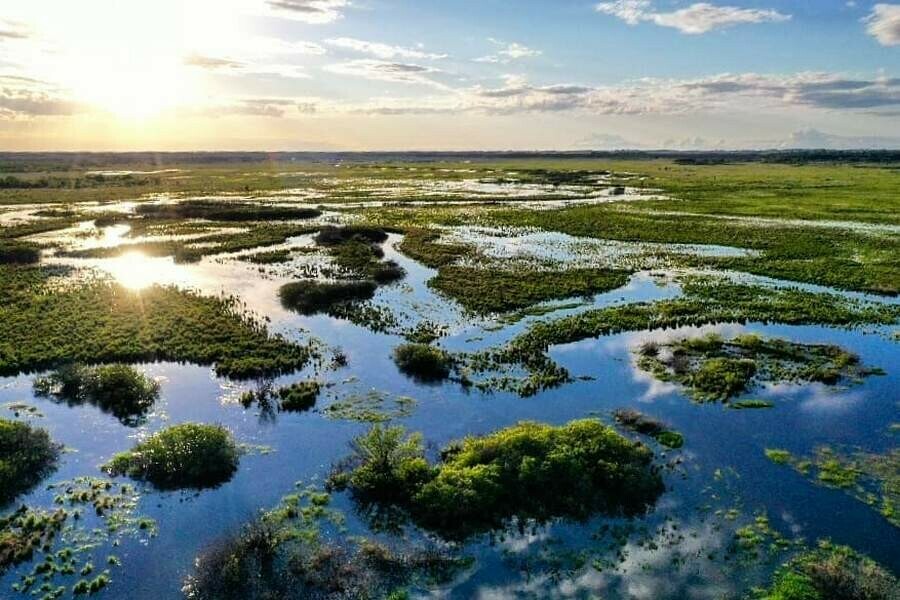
0,419,61,505
392,344,455,382
33,364,160,426
0,266,310,379
331,419,663,540
104,423,240,490
472,277,899,396
134,200,320,221
429,266,631,314
634,333,881,402
613,409,684,449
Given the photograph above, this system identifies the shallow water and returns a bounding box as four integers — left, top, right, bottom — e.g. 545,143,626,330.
2,223,898,599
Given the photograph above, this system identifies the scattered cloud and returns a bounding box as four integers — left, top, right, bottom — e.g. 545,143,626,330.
865,4,900,46
264,0,349,24
596,1,790,34
325,37,446,60
0,19,30,40
184,53,311,79
782,128,900,149
0,76,82,119
323,59,446,88
475,39,542,64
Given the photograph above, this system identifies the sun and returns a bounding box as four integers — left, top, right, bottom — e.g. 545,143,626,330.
15,0,239,120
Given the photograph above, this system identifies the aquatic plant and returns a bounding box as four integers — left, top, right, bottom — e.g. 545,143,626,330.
314,225,389,246
0,419,61,505
634,333,881,403
33,364,160,426
277,381,320,412
430,265,631,314
135,200,321,221
184,486,469,600
0,242,40,265
392,343,454,382
766,446,899,528
753,540,898,600
332,419,663,540
279,280,377,315
103,423,240,490
613,409,684,449
0,266,310,380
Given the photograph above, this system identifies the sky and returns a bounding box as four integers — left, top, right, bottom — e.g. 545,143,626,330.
0,0,898,151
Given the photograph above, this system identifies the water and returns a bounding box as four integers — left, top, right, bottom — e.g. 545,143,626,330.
1,222,897,599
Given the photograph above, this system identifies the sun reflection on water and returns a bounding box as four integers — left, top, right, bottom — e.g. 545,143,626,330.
100,251,196,291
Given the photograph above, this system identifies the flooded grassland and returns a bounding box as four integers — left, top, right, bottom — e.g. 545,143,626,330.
1,157,898,600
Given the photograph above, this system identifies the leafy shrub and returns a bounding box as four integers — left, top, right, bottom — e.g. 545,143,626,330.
757,541,898,600
392,344,454,382
690,358,757,401
104,423,239,490
333,420,663,540
279,280,377,315
34,364,160,426
0,242,40,265
278,381,320,412
0,419,61,505
314,225,389,246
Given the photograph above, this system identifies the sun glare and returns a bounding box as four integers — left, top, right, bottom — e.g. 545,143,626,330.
13,0,246,120
102,252,194,291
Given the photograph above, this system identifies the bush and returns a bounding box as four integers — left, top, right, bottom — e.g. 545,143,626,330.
758,541,898,600
0,242,40,265
278,381,320,412
0,418,61,505
690,357,756,401
392,344,454,382
334,420,663,540
104,423,239,490
314,226,389,246
279,280,377,315
34,364,160,426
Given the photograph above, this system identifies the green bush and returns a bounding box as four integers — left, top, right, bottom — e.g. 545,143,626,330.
0,418,61,505
279,280,377,315
757,541,898,600
392,344,454,382
278,381,320,412
690,357,756,401
0,242,40,265
104,423,239,490
334,420,663,539
34,364,160,426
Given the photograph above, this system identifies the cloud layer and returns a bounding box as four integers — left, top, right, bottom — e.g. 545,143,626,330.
866,4,900,46
596,0,790,34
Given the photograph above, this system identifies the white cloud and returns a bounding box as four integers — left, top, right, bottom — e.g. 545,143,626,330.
263,0,349,24
0,18,30,40
865,4,900,46
596,1,791,34
325,37,446,60
475,39,542,64
323,59,447,88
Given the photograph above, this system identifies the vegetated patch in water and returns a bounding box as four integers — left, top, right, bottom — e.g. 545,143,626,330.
0,418,61,506
467,276,899,397
613,408,684,449
633,332,883,403
134,200,321,222
183,484,471,600
0,241,40,265
750,540,898,600
103,423,240,491
392,343,456,383
323,389,417,423
328,419,664,541
2,477,156,597
764,445,899,528
0,265,312,380
33,364,160,427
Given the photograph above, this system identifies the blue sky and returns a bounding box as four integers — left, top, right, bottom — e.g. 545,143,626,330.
0,0,897,150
